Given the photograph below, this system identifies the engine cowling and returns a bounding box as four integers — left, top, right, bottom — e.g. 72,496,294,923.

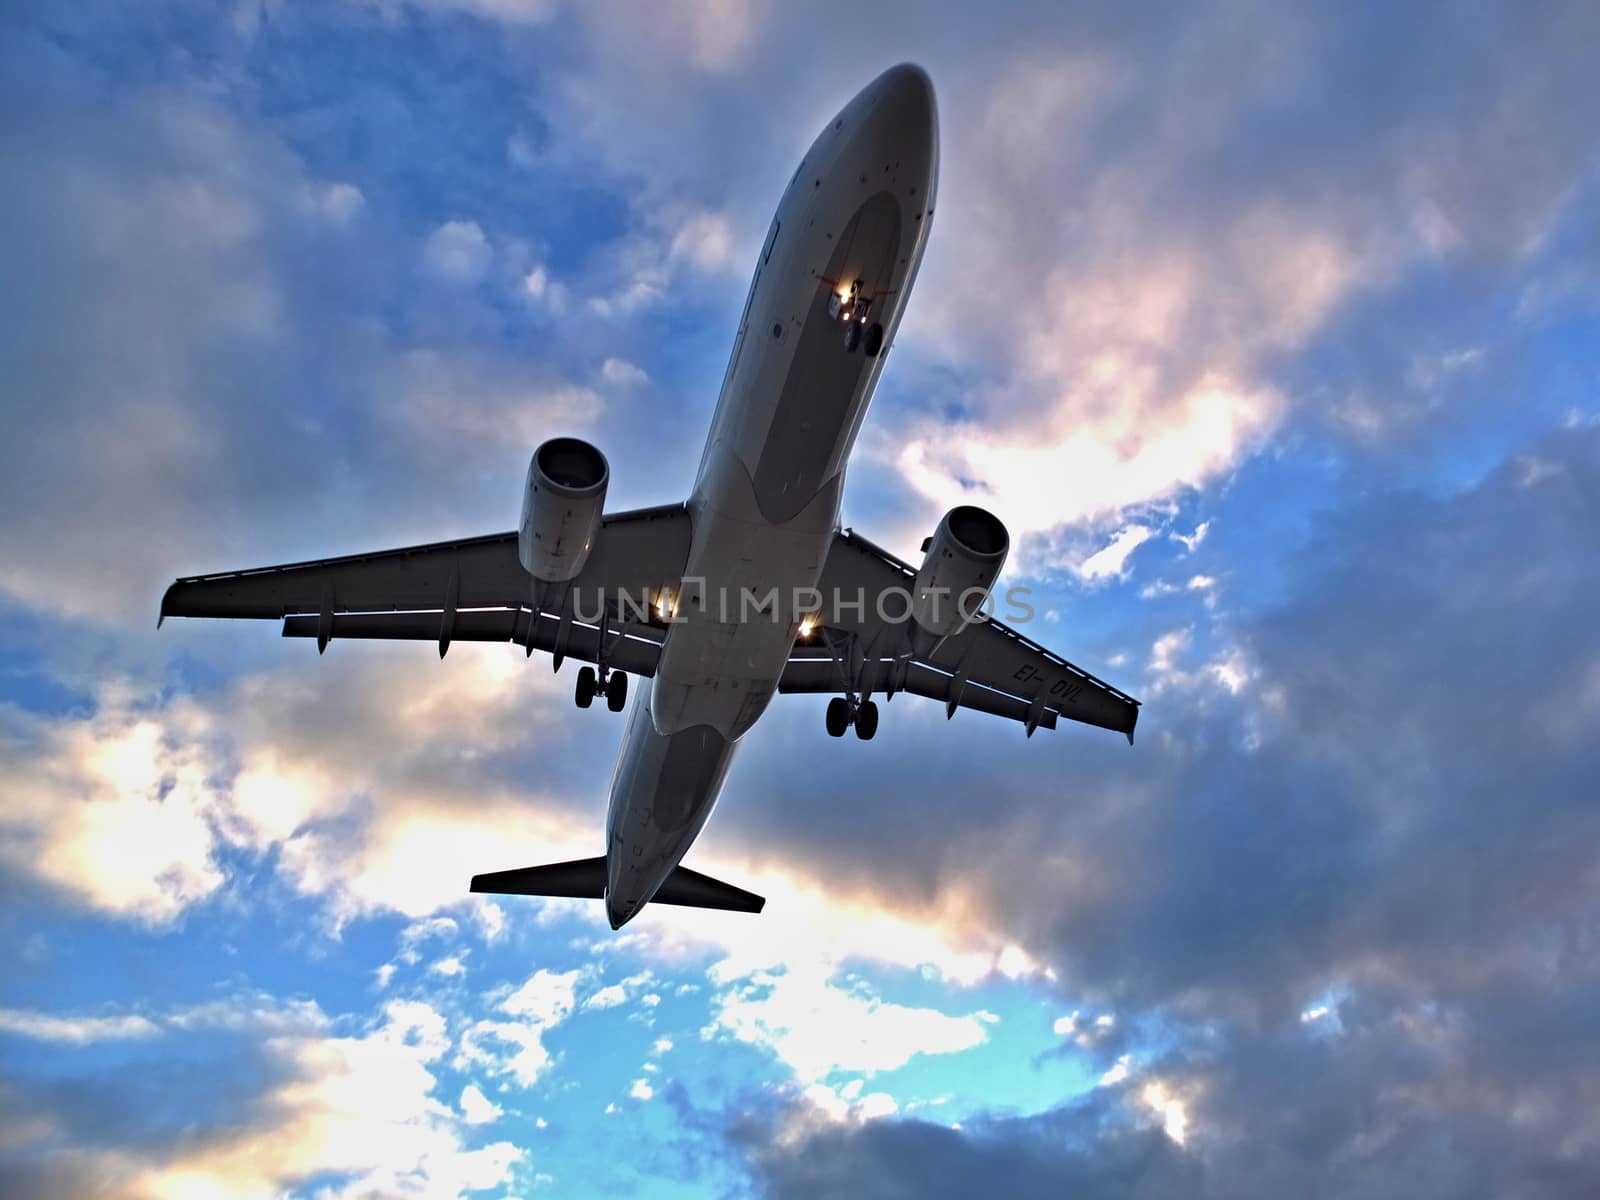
911,505,1009,652
519,437,609,583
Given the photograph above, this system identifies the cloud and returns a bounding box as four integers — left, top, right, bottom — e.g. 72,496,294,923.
422,219,492,279
1172,522,1210,553
0,697,228,924
668,210,739,274
1,996,520,1200
458,1084,503,1125
459,967,582,1086
600,356,649,386
5,8,1600,1196
133,999,520,1199
1074,525,1154,582
584,984,628,1010
709,959,993,1081
0,639,618,929
719,425,1600,1194
0,1009,159,1045
301,179,365,223
731,1087,1197,1200
412,0,561,24
429,954,468,978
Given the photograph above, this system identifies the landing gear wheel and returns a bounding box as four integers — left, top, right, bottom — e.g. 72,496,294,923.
854,699,879,741
575,666,597,709
825,697,851,738
606,671,628,712
863,322,885,357
843,321,863,352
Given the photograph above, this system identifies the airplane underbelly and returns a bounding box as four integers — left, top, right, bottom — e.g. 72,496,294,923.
649,483,839,739
751,191,903,524
597,63,939,926
603,688,737,926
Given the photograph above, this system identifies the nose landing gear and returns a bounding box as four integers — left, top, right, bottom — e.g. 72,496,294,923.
828,278,879,354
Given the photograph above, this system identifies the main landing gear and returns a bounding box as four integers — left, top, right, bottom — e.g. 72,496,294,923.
576,665,627,713
826,695,879,740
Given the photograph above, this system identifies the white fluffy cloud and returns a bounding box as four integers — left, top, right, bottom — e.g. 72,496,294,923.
6,998,520,1200
0,697,228,924
0,645,605,928
459,968,583,1086
458,1083,503,1125
0,1008,159,1044
422,219,493,279
1074,525,1155,582
133,999,520,1200
712,960,992,1080
600,356,649,386
669,210,740,274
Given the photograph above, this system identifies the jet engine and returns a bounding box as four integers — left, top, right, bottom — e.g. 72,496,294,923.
910,505,1009,653
519,437,609,583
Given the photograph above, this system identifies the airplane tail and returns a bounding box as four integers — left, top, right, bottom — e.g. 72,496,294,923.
470,856,764,914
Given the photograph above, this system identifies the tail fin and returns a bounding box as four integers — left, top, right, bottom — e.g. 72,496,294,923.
470,857,764,914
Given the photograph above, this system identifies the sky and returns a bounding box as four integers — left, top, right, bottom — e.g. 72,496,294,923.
1,1,1598,1196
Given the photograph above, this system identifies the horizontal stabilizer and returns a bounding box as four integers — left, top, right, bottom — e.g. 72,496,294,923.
470,857,764,914
471,856,607,899
652,864,765,913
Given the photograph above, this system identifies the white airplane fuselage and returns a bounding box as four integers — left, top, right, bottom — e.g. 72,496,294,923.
603,65,939,927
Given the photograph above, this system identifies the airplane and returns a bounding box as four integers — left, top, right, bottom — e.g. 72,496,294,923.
159,63,1140,929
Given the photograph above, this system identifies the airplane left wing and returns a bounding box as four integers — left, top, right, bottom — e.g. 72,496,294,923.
159,503,693,671
780,528,1140,740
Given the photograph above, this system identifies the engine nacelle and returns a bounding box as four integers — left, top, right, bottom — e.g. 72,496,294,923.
519,437,609,583
911,505,1009,651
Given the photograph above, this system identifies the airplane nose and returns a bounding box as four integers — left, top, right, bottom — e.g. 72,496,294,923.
872,62,935,118
865,61,936,138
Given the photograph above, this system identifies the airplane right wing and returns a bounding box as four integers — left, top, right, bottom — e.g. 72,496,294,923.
780,527,1140,740
159,503,693,674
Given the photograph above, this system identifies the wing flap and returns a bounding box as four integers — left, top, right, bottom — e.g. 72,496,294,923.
281,610,667,676
778,657,1058,728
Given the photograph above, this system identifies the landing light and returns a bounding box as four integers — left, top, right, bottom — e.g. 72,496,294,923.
799,616,817,638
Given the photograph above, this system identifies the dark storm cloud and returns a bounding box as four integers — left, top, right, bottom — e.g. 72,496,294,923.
737,971,1600,1198
3,2,1597,1195
0,17,622,630
726,426,1600,1004
715,424,1600,1194
731,1089,1197,1200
